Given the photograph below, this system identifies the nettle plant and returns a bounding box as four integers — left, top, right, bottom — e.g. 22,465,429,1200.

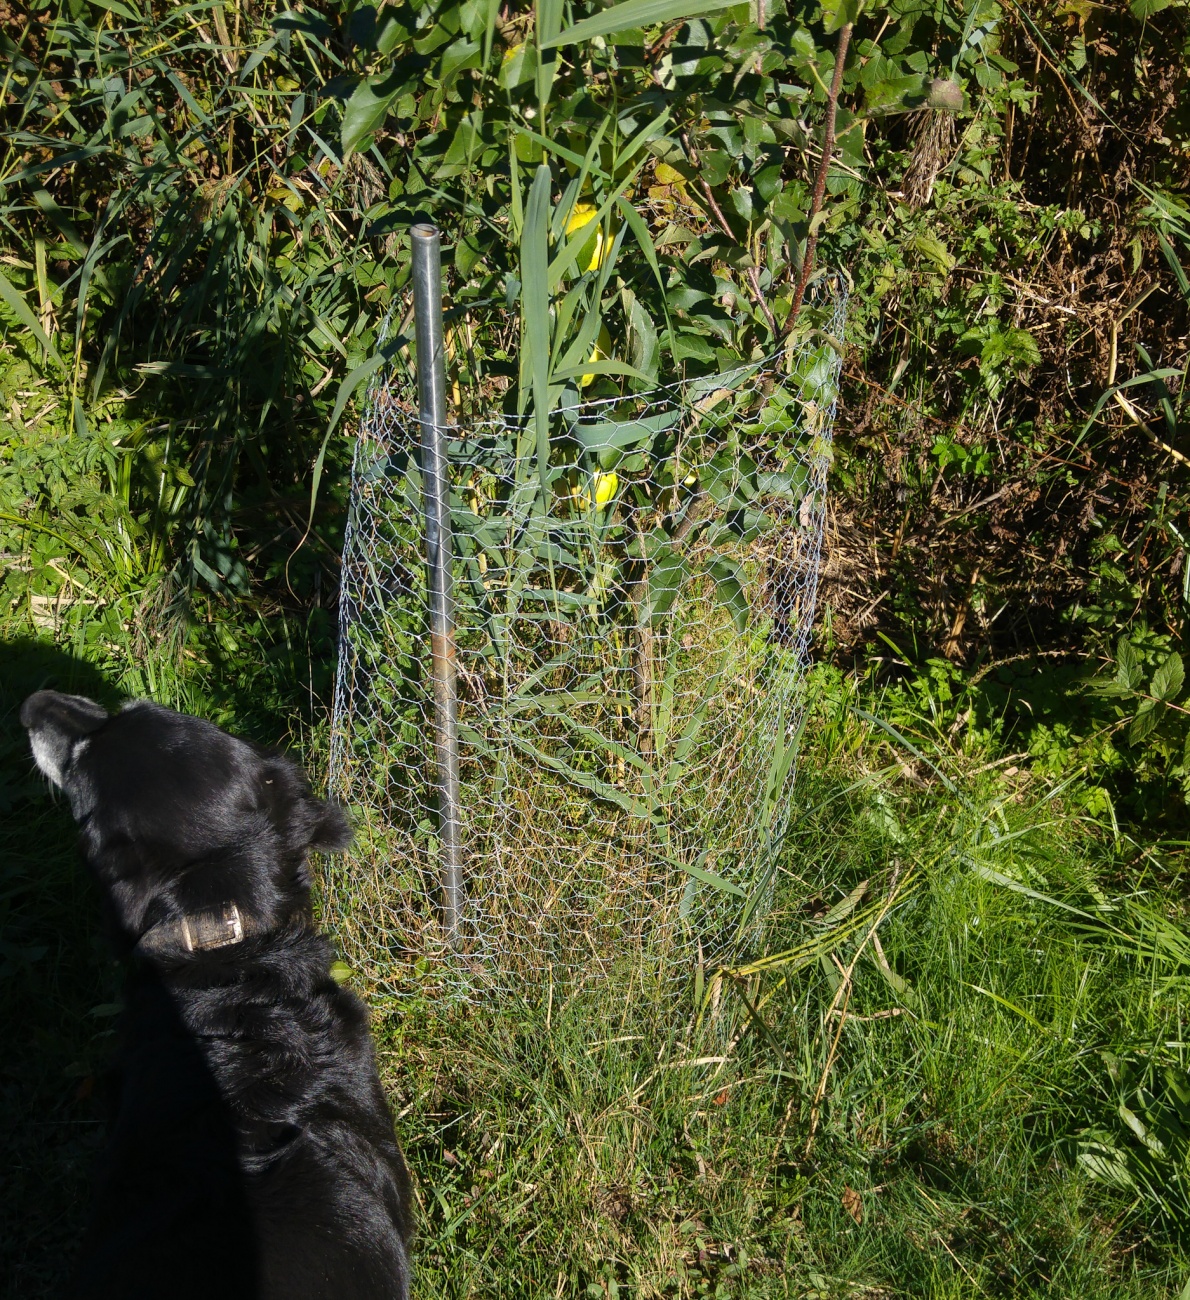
1091,633,1189,798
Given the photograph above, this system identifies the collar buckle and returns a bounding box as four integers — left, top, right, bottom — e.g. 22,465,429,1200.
179,901,245,952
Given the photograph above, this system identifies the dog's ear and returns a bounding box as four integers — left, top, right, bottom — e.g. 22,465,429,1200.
21,690,109,737
309,800,353,853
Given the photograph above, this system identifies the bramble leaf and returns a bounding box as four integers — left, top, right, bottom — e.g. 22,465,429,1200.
1151,652,1184,704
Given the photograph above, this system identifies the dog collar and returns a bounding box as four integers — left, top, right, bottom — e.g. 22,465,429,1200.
136,901,252,958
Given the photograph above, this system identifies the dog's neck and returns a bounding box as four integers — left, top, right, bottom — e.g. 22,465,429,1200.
134,901,304,960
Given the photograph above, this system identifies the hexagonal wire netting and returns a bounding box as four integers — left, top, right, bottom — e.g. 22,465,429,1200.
327,280,846,996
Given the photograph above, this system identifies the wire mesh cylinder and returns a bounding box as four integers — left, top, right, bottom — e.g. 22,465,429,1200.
328,279,847,995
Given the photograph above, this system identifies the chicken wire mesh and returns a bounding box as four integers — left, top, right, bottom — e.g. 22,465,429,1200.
328,282,846,994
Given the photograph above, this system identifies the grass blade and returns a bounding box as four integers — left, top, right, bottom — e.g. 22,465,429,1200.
0,271,63,369
541,0,737,48
521,162,553,493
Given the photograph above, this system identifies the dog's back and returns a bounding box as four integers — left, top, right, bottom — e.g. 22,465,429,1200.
21,692,413,1300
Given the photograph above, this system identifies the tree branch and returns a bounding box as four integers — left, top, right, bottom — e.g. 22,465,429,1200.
786,22,852,333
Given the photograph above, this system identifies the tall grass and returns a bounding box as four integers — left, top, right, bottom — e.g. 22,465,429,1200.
329,670,1190,1298
4,636,1189,1296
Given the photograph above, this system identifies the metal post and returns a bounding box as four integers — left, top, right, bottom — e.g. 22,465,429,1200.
411,223,463,942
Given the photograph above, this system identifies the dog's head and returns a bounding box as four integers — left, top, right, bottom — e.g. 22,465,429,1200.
20,690,351,945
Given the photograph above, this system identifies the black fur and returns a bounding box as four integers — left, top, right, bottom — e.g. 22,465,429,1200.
21,691,413,1300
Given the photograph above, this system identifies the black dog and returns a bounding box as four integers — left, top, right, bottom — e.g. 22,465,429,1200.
21,691,413,1300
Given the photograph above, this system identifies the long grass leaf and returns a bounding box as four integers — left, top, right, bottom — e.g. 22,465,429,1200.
540,0,736,47
616,196,677,355
522,163,553,493
0,271,64,369
851,706,961,796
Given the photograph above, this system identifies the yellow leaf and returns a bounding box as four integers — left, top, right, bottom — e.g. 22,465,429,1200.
580,325,613,387
593,470,618,508
565,202,607,272
578,469,618,512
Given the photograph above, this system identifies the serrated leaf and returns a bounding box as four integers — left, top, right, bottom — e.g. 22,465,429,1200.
908,230,955,274
1151,652,1184,703
1116,635,1143,691
1129,699,1159,746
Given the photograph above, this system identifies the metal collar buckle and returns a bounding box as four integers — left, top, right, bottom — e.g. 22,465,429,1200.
180,901,245,952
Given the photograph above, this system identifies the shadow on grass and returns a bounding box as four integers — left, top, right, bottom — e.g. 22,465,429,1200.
0,639,121,1299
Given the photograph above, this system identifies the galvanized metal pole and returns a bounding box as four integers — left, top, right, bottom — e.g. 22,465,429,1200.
411,223,463,942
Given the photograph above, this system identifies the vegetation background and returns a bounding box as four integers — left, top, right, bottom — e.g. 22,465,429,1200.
1,0,1188,1295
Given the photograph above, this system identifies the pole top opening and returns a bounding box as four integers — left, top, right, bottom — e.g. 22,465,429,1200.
411,223,439,241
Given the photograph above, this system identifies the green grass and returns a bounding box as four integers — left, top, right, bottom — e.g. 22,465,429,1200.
355,687,1190,1298
4,647,1189,1298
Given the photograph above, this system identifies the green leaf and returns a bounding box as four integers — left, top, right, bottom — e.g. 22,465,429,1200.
646,548,687,626
908,230,955,274
1115,635,1143,691
341,74,399,156
31,190,86,255
820,0,862,34
706,556,749,632
572,407,682,454
499,40,536,88
675,853,747,898
301,350,388,543
376,10,411,55
673,332,716,362
440,37,481,85
1129,699,1159,746
628,295,659,380
1151,652,1184,704
0,272,64,370
1077,1140,1135,1191
616,197,676,356
522,164,553,492
816,878,868,926
540,0,737,49
552,359,655,385
868,945,918,1007
536,0,565,111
